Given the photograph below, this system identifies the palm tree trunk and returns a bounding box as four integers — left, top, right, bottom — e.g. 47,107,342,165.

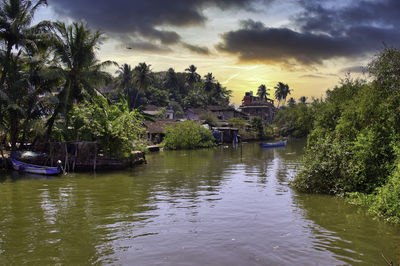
0,43,13,88
133,89,140,110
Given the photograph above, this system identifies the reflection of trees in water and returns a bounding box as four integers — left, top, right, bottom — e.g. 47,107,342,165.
293,193,400,265
0,173,156,265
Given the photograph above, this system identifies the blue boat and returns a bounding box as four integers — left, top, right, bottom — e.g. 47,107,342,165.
10,158,62,175
260,140,287,148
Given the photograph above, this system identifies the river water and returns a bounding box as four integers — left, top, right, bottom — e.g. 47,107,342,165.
0,140,399,265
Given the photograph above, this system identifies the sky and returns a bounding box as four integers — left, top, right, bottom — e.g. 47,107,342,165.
36,0,400,104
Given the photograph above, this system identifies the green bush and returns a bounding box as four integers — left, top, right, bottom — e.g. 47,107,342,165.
162,120,216,150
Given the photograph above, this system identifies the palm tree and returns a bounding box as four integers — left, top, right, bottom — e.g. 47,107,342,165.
0,0,50,87
212,82,231,106
257,84,270,100
185,65,200,87
204,72,215,93
116,63,134,108
46,21,115,138
164,67,179,100
274,82,291,107
299,96,307,104
0,0,51,149
133,62,152,109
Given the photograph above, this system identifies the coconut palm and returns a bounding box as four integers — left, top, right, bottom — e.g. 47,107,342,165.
185,64,200,87
164,67,179,100
115,63,134,108
274,82,291,107
257,84,270,100
0,0,50,86
133,62,152,109
46,21,115,137
0,0,53,148
204,72,215,93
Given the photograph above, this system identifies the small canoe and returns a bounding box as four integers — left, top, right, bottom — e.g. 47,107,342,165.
260,140,287,148
10,158,61,175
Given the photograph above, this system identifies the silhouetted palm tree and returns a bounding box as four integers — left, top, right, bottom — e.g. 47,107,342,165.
204,72,215,93
133,62,152,108
274,82,291,107
116,63,134,108
185,64,200,87
0,0,50,86
257,84,270,100
164,67,179,100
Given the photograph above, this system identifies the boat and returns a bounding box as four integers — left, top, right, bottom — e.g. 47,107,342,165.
10,158,62,175
259,140,287,148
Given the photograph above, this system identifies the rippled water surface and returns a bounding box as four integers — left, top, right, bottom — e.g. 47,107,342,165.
0,140,399,265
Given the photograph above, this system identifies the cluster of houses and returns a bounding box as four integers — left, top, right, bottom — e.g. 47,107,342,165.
143,92,276,144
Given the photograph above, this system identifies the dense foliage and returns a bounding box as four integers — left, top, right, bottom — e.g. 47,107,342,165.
272,102,315,137
162,120,216,150
293,48,400,222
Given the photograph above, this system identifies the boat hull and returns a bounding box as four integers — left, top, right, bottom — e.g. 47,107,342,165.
259,140,287,148
10,159,61,175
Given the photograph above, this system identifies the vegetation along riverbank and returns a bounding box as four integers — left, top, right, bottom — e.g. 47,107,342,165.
290,48,400,223
0,0,287,170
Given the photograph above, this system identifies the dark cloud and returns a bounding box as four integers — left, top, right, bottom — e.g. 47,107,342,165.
217,0,400,65
340,66,365,73
182,43,210,55
49,0,262,51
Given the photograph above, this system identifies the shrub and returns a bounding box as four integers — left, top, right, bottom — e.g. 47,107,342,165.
162,120,216,150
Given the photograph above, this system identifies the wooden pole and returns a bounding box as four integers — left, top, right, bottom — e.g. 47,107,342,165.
93,143,97,172
64,142,68,173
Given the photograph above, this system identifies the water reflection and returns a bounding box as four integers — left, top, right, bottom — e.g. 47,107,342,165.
0,139,399,265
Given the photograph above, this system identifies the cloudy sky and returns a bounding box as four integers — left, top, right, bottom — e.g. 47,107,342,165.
36,0,400,104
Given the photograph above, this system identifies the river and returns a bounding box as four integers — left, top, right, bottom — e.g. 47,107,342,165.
0,140,399,265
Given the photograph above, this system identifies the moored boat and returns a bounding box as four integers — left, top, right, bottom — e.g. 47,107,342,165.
10,158,62,175
259,140,287,148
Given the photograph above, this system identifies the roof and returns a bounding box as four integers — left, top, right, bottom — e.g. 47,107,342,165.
186,108,205,115
144,119,181,134
144,104,162,111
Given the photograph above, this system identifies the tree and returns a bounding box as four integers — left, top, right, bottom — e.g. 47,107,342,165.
46,22,115,138
115,63,134,109
204,72,215,93
251,116,264,139
0,0,49,87
164,67,179,101
133,62,152,108
299,96,307,104
211,82,231,106
274,82,291,107
185,64,200,87
257,84,269,100
288,97,296,106
0,0,52,149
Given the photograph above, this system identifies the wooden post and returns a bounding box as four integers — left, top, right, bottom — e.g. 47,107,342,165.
72,143,77,172
64,142,68,173
0,143,5,169
50,143,53,167
93,142,97,172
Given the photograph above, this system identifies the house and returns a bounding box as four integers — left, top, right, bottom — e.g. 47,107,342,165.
144,119,180,144
239,91,276,124
185,106,248,121
143,105,174,119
